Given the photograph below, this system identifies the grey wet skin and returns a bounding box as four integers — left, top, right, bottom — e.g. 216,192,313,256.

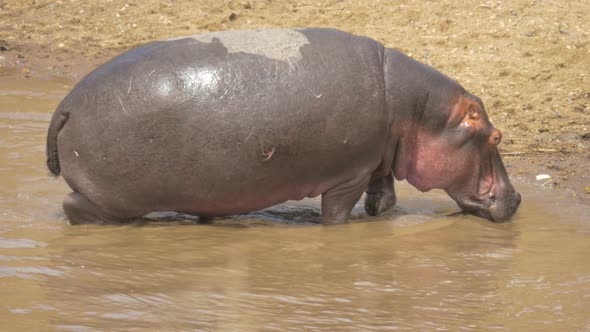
46,28,520,225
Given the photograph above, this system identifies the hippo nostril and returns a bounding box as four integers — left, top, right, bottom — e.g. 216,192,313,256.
514,192,522,206
489,195,496,204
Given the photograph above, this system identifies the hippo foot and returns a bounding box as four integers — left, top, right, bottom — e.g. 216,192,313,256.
321,174,371,225
364,191,396,216
63,192,142,225
364,172,396,216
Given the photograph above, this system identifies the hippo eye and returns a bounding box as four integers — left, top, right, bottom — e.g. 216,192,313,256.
489,130,502,145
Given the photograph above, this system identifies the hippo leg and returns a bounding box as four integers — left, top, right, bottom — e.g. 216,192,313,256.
321,174,371,225
63,192,142,225
364,172,396,216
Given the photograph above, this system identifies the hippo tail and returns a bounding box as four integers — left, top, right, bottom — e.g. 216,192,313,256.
46,107,69,177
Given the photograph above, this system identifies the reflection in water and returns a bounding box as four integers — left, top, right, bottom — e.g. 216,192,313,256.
1,76,589,331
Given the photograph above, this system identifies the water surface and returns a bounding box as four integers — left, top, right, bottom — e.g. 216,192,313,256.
1,76,589,331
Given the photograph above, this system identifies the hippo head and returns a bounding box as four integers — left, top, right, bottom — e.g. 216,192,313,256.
394,91,521,222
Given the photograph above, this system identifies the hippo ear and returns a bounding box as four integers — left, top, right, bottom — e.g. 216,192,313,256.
460,99,487,130
449,97,482,129
467,104,480,120
448,96,482,128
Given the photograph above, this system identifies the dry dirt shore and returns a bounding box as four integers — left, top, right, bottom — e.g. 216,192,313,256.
1,0,588,205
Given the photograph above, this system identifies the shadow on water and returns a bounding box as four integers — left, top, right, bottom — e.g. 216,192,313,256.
143,195,453,227
143,204,323,226
1,76,589,331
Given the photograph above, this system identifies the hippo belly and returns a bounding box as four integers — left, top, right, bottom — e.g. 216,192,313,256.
50,28,389,223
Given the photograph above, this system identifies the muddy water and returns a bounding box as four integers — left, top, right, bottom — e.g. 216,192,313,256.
1,76,589,331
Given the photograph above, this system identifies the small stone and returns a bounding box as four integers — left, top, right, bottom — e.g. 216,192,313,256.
536,174,552,181
58,43,65,48
585,186,590,194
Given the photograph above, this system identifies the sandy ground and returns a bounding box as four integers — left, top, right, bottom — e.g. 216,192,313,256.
0,0,588,204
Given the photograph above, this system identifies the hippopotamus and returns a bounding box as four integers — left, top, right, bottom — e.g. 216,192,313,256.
46,28,521,225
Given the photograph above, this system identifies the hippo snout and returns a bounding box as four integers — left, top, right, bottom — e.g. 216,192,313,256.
467,191,521,222
488,191,521,222
457,189,521,222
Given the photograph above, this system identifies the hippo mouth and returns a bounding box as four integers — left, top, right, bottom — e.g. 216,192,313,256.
459,157,495,201
457,197,495,220
453,172,521,223
449,156,518,222
477,167,496,199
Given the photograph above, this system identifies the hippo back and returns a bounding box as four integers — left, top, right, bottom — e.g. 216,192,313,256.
55,28,389,215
